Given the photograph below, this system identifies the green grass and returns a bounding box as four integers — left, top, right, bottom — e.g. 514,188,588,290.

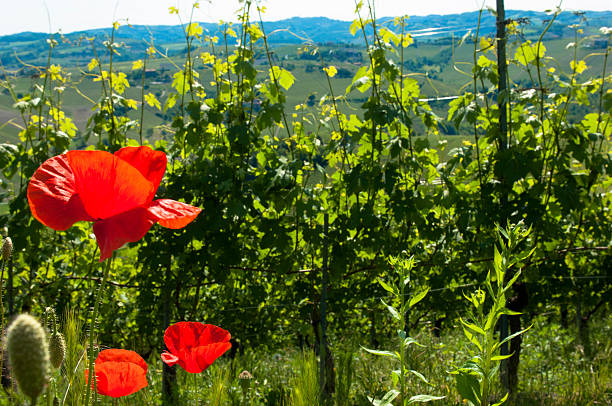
4,312,606,405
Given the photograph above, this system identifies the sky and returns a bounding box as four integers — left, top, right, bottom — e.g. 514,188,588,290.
1,0,610,36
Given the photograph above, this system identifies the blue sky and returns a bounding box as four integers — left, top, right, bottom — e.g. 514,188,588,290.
2,0,610,36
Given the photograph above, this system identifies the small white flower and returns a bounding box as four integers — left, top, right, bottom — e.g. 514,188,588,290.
600,27,612,36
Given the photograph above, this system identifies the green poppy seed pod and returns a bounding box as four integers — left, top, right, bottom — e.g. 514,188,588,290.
1,237,12,262
49,331,66,369
6,314,50,402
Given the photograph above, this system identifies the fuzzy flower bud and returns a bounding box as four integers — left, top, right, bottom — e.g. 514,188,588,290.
1,237,13,262
238,370,253,392
49,331,66,369
6,314,50,402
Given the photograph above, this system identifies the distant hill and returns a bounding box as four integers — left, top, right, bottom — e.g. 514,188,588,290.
0,10,610,68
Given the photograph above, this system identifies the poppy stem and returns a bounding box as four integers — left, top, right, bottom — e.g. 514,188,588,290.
84,254,114,405
193,372,198,406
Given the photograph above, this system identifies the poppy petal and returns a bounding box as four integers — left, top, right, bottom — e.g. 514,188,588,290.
115,146,167,192
161,351,180,366
192,342,232,372
163,322,231,373
93,361,148,398
196,324,231,347
96,349,148,373
27,154,93,230
148,199,202,229
93,207,156,261
163,321,200,356
67,150,155,220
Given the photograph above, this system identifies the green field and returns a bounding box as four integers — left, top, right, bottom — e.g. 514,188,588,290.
1,33,606,146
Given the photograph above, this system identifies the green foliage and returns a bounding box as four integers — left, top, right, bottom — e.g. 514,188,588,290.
363,255,443,405
452,223,533,406
0,2,609,405
287,351,320,406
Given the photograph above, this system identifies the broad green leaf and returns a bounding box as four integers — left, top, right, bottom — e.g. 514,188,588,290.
226,27,237,38
455,371,480,405
370,389,400,406
163,93,177,111
502,270,522,293
460,318,486,336
379,27,400,46
409,287,429,308
402,33,414,47
132,59,143,70
248,24,263,41
172,71,187,95
515,40,546,66
353,76,370,93
408,369,431,385
404,336,422,347
462,326,483,352
349,19,361,36
269,66,295,90
186,22,203,38
144,93,161,110
494,247,503,279
407,394,446,404
491,353,513,361
88,58,99,71
378,278,397,295
570,60,587,74
477,55,494,68
494,324,533,350
492,392,509,406
361,347,400,360
347,65,370,94
125,98,138,110
381,299,400,320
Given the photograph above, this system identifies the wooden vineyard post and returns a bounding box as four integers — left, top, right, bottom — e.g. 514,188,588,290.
496,0,511,392
319,213,330,403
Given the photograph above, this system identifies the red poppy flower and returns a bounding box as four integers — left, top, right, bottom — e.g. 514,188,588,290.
85,349,148,398
161,322,231,373
27,146,201,261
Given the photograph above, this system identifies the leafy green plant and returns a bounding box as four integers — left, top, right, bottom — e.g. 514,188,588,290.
452,223,533,406
363,254,443,405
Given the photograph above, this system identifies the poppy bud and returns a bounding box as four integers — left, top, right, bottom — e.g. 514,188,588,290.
238,370,253,392
49,331,66,369
1,237,12,261
6,314,50,402
44,307,57,329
